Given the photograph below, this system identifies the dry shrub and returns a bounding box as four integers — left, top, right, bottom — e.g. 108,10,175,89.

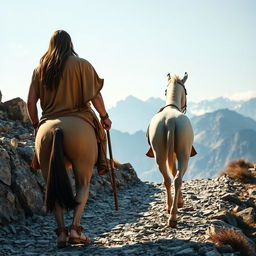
208,227,255,256
112,160,133,169
106,159,121,168
231,210,256,232
113,159,121,166
220,159,254,183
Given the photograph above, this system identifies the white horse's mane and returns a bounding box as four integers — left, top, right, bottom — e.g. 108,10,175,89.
170,74,182,84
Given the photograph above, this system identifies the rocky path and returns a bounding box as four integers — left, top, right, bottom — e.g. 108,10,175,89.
0,176,242,255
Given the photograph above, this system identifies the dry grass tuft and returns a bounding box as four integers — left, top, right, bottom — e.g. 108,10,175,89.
113,159,121,166
208,227,255,256
106,159,121,168
220,159,254,183
231,210,256,232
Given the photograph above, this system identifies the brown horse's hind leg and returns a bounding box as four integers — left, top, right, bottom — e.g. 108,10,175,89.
72,163,93,225
41,163,67,228
59,117,97,242
54,202,69,246
38,135,68,246
69,162,94,242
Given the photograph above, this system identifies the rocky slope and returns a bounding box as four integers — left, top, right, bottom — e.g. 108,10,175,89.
0,95,141,225
1,175,256,255
0,94,255,255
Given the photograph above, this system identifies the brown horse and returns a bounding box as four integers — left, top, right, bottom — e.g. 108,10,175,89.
35,116,97,235
148,73,194,227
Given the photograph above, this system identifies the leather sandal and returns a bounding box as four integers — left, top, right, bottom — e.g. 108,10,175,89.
54,227,69,248
68,225,91,245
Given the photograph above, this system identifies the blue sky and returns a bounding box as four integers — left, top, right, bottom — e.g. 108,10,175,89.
1,0,255,108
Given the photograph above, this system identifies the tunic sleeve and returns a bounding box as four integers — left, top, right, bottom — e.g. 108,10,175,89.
80,59,104,103
30,69,40,98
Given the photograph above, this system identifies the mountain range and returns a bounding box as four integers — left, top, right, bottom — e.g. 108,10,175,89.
109,96,256,182
109,96,256,133
108,96,163,134
187,109,256,179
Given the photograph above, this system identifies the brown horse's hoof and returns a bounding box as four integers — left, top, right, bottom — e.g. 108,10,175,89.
57,240,68,248
168,219,177,228
55,227,69,248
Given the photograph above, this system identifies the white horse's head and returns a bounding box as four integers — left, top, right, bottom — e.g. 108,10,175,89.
165,72,188,113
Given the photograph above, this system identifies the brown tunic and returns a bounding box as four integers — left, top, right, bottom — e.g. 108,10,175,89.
31,55,104,134
30,56,107,174
32,56,102,113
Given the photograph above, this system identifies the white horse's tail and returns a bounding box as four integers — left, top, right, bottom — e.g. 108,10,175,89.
166,122,175,169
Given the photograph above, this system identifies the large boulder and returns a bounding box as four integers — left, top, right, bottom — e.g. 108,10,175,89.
0,183,24,224
3,97,30,123
0,145,12,186
11,167,44,216
0,138,45,222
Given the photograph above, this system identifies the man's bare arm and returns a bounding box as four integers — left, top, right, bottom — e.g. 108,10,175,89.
91,92,112,130
27,84,39,129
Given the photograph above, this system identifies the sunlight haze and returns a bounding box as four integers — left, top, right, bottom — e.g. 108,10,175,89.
0,0,255,109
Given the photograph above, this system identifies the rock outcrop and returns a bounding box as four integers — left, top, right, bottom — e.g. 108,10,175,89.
0,96,30,124
0,100,40,224
2,97,30,123
0,96,141,225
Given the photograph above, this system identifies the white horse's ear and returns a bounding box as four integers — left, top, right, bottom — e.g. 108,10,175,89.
181,72,188,84
167,73,171,81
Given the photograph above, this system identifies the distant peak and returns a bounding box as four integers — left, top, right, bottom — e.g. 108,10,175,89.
228,90,256,102
123,95,164,104
146,97,164,103
110,95,141,108
210,108,240,116
125,95,140,101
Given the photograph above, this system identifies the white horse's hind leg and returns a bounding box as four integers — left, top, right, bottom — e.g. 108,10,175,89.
156,158,173,213
168,155,183,208
168,156,189,227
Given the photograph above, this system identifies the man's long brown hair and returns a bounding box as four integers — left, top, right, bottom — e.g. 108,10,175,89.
38,30,78,90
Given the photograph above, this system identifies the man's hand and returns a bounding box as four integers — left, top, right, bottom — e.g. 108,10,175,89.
101,118,112,130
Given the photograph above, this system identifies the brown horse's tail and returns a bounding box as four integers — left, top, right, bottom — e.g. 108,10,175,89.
45,128,78,212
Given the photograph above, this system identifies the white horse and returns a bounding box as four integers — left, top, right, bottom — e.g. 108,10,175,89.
148,72,194,227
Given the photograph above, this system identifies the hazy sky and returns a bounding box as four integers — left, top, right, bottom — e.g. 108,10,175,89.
1,0,255,109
